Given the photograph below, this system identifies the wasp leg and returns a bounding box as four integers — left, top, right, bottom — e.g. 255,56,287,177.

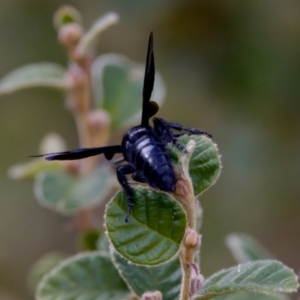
116,165,135,222
152,117,187,153
164,119,212,138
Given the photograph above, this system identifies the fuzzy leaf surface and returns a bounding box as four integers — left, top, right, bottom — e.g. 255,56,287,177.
168,135,221,195
34,164,113,215
215,292,289,300
106,187,186,265
113,250,182,300
8,160,61,180
76,13,119,56
28,252,66,290
226,233,273,263
92,54,165,129
195,260,299,300
36,252,128,300
0,63,67,95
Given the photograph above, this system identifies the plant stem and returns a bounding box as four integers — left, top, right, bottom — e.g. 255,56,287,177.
74,58,95,174
71,59,95,232
173,140,200,300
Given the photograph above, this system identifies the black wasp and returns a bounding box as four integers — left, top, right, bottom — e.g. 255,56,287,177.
35,33,211,222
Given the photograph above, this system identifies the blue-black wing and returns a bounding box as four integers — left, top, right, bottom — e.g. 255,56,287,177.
31,145,122,161
141,32,156,126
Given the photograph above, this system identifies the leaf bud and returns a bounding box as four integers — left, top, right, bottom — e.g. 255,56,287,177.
65,63,85,89
87,110,110,132
141,291,162,300
185,229,202,250
58,23,83,48
189,263,204,296
53,6,83,30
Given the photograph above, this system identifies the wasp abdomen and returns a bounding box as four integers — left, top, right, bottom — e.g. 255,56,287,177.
122,126,176,193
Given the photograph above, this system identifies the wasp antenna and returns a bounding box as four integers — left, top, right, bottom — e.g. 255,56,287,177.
141,32,155,126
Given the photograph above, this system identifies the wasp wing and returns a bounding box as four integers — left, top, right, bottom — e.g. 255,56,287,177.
31,145,122,161
141,32,156,126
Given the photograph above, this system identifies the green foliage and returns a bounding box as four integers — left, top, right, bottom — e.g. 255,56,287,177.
168,134,221,195
1,6,298,300
0,63,67,95
106,188,186,265
53,6,83,29
28,253,66,291
80,229,102,251
112,250,182,300
8,159,61,180
226,233,273,263
92,54,165,129
76,13,119,56
195,260,298,300
34,164,114,215
215,293,289,300
36,252,129,300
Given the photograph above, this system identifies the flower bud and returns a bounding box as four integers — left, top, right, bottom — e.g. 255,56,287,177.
185,229,202,250
58,23,83,48
189,263,204,296
65,63,85,89
87,110,110,132
141,291,162,300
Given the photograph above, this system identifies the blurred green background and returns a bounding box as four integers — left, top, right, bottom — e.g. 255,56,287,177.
0,0,300,299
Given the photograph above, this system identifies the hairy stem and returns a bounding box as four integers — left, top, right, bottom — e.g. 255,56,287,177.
173,140,200,300
66,52,102,231
73,58,95,174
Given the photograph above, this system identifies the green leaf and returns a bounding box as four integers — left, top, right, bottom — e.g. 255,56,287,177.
8,159,61,180
79,229,101,251
36,252,129,300
105,187,186,265
168,135,221,196
34,164,114,215
8,133,67,180
76,13,119,56
112,250,182,300
97,232,111,253
226,233,273,263
53,6,83,29
0,63,68,96
215,292,290,300
92,54,165,129
28,252,66,290
195,260,299,300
